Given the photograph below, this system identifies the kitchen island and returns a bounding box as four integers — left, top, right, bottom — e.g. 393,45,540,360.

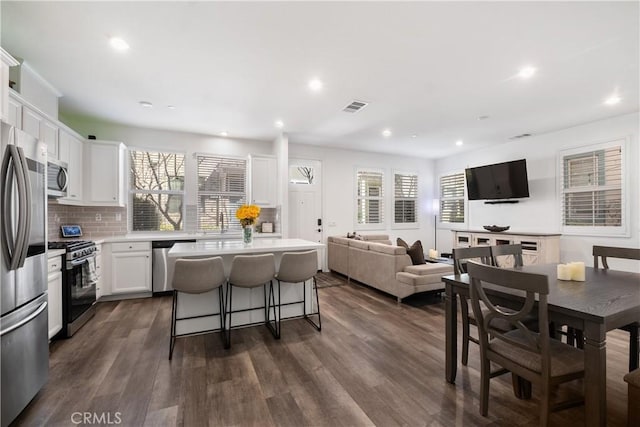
168,238,325,334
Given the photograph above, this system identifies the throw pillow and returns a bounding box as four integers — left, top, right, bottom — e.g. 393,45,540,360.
396,238,426,265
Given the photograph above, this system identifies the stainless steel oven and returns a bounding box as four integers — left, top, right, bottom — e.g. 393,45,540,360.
49,240,97,337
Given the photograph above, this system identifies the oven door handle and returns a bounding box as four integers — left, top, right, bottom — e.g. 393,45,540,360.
69,256,95,267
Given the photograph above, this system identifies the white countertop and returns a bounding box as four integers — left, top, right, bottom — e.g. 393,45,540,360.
100,232,281,243
169,238,324,257
47,249,65,258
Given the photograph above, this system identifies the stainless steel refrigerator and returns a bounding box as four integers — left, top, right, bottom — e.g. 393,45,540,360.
0,121,48,427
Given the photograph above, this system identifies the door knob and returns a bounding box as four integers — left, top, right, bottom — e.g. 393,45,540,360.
317,228,322,232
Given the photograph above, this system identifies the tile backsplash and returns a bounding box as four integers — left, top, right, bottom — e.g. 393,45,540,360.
48,201,127,240
48,202,280,240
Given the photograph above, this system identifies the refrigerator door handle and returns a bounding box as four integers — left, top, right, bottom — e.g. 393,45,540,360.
0,301,47,337
1,144,17,269
15,146,31,268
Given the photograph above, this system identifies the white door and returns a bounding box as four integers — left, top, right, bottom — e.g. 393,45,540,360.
288,159,324,269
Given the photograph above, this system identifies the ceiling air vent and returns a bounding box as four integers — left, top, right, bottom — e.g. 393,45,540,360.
343,100,369,113
509,133,532,140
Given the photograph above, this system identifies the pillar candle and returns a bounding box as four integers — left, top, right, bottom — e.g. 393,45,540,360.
557,264,572,280
570,261,586,281
428,249,438,259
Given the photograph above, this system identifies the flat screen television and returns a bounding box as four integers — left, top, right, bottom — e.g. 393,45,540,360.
465,159,530,200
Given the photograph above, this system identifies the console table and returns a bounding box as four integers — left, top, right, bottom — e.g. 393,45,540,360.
452,230,560,265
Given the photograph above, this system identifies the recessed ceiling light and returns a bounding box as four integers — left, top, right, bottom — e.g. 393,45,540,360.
604,94,621,106
456,140,464,146
382,129,392,138
308,78,323,92
167,105,176,110
220,131,228,137
411,134,418,138
139,101,152,108
274,120,284,128
518,66,537,79
109,37,130,51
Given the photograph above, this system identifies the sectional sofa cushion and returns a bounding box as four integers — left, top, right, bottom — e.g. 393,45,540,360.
369,242,407,255
396,238,426,265
404,263,453,275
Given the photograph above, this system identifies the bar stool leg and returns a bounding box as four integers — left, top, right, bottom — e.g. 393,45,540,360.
303,276,321,331
266,281,280,339
169,290,178,360
225,284,233,349
218,286,227,348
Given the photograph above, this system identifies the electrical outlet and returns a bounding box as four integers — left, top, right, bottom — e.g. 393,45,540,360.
95,213,102,222
115,213,122,221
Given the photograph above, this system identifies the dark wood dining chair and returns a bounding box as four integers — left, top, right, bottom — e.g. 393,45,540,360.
452,246,494,366
467,261,584,426
490,243,523,268
593,245,640,371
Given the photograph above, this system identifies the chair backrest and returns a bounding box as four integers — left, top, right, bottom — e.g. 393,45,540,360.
467,261,551,376
229,253,276,288
593,245,640,269
452,246,493,275
173,257,226,294
277,250,318,283
491,244,524,268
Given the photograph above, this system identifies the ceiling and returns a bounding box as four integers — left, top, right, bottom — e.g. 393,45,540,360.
1,1,638,159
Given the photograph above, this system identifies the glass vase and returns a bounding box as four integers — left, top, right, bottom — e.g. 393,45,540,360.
243,226,253,244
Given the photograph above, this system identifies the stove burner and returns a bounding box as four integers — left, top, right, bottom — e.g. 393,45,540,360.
49,240,94,251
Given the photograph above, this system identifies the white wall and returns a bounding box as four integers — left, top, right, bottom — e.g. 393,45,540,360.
435,112,639,271
289,142,437,248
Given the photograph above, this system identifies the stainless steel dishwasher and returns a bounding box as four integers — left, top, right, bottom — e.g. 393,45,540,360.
152,240,196,294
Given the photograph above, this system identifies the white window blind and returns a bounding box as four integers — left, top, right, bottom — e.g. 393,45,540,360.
561,144,623,228
394,172,418,225
197,155,247,233
356,170,384,225
440,172,465,223
129,150,185,231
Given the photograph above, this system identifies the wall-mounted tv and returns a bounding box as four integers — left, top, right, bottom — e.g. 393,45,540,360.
465,159,530,201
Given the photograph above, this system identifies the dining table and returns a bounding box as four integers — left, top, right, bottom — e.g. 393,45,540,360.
442,263,640,427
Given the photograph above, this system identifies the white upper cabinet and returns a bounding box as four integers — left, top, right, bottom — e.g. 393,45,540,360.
58,128,84,202
84,140,126,206
0,48,19,123
6,96,22,128
250,155,277,207
21,105,59,159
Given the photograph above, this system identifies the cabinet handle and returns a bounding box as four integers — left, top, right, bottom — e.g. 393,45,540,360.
51,264,57,268
113,197,116,200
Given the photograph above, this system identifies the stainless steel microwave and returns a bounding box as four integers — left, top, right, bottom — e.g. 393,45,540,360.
47,159,68,198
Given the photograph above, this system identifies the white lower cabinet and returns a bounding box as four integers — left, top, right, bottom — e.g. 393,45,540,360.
47,256,63,340
109,242,152,294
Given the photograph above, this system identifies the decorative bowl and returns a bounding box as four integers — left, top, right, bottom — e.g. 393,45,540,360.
483,225,510,232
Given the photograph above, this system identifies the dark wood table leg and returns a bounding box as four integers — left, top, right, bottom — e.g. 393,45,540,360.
445,282,457,383
583,322,607,427
511,374,532,399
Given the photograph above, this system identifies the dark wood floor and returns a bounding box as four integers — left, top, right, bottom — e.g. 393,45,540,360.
14,277,631,426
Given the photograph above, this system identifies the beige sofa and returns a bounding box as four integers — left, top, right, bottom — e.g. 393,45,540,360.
327,235,453,302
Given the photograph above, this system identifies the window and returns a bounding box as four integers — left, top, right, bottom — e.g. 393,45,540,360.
129,150,185,231
197,155,247,233
439,172,465,224
560,140,624,233
356,169,384,227
393,172,418,226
